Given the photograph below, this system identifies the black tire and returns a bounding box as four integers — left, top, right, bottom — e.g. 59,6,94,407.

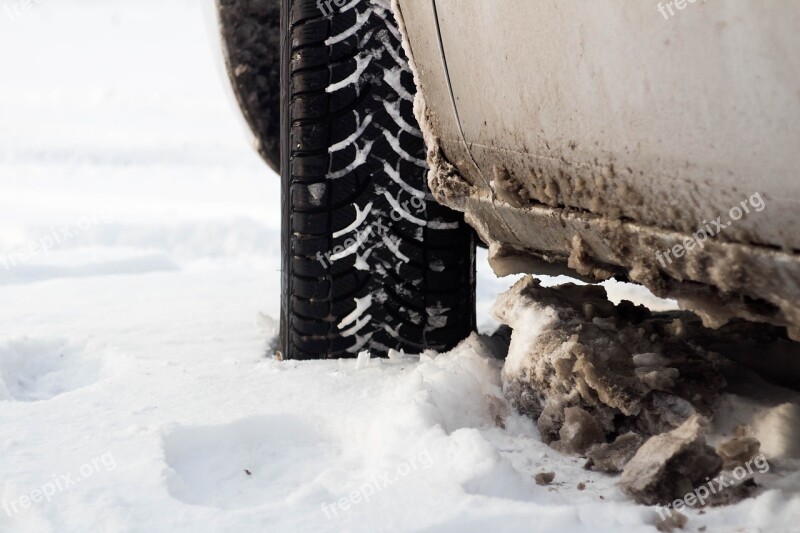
279,0,476,359
217,0,281,171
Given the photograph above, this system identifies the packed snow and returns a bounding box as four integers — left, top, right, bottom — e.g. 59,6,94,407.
1,1,798,531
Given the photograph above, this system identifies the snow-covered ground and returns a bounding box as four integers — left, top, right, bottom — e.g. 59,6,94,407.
1,1,796,531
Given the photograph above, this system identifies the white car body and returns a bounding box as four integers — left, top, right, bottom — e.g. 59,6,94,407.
394,0,800,338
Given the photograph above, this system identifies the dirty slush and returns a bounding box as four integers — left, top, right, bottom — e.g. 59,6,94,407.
494,276,782,513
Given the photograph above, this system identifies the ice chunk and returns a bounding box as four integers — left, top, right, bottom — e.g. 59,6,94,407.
618,416,722,506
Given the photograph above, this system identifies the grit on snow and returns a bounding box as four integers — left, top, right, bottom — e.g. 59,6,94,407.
1,1,797,532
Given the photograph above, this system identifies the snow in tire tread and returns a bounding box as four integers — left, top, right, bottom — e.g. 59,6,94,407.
282,0,475,359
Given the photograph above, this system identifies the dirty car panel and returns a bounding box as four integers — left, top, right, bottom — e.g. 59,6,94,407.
394,0,800,338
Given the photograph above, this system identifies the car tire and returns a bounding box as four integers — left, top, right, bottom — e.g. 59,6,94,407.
279,0,476,359
217,0,282,172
